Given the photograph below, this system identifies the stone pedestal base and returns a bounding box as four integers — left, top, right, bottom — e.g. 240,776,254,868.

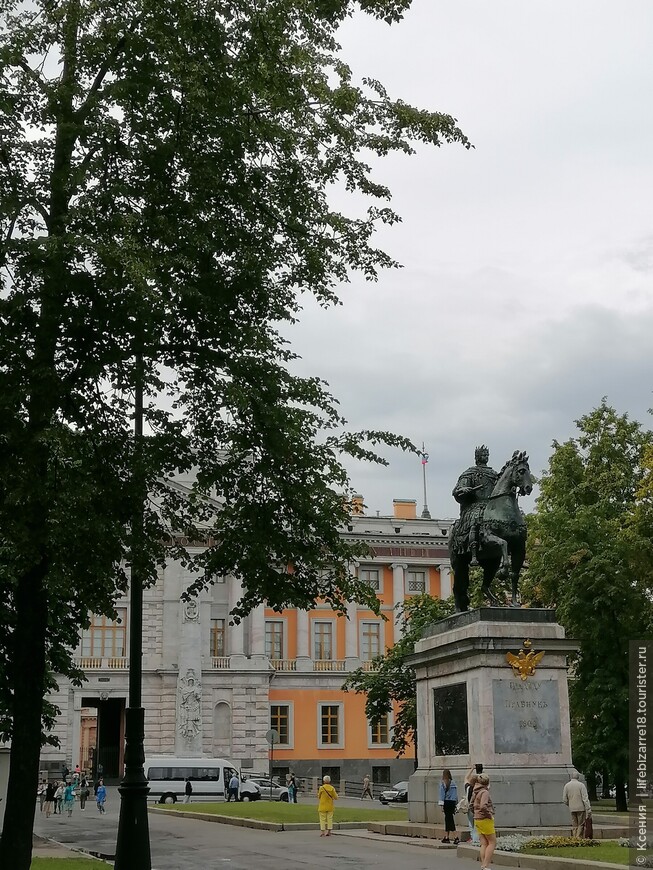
409,766,576,828
407,608,579,829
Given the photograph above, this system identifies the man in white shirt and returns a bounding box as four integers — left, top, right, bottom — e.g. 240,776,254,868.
227,773,240,802
563,772,591,837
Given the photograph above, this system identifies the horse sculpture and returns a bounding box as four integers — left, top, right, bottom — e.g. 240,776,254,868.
449,450,533,612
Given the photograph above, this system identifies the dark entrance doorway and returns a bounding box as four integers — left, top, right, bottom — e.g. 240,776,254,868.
82,696,125,783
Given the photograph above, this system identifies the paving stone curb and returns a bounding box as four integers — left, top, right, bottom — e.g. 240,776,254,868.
457,842,626,870
148,807,367,832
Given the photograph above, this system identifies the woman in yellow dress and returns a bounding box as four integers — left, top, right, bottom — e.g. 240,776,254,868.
317,775,339,836
472,774,496,870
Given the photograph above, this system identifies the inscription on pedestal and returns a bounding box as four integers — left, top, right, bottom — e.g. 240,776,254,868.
492,679,561,754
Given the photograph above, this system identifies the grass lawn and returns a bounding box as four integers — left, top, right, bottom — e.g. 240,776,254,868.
32,860,96,868
593,798,652,818
523,843,628,865
161,801,408,824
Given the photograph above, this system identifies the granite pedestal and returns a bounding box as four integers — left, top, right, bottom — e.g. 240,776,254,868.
407,608,580,829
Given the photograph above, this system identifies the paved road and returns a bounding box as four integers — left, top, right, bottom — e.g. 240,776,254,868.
33,790,474,870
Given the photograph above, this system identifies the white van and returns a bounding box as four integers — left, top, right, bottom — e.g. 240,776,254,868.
145,756,261,804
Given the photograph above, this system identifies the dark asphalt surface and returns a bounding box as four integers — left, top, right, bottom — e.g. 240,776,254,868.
33,789,475,870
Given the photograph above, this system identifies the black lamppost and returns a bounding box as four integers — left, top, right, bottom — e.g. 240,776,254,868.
114,355,152,869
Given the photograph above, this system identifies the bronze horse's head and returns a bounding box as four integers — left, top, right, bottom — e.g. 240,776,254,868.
509,450,533,497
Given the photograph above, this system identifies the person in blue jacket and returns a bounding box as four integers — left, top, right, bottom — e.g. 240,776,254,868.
439,769,459,844
96,779,107,814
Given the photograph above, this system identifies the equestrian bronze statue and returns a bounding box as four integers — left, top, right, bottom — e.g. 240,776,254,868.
448,446,533,612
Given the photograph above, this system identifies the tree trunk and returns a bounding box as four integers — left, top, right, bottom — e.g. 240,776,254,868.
615,774,628,812
0,572,48,869
586,770,598,802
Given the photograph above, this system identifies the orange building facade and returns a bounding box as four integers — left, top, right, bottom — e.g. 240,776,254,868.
260,500,453,786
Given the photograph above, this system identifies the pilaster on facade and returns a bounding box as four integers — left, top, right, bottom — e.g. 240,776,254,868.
391,562,408,628
439,564,452,598
250,604,265,656
227,575,245,656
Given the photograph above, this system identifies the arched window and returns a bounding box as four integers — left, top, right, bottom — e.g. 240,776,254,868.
213,702,232,755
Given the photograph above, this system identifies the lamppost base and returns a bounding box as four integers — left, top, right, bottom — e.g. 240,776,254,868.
114,706,151,870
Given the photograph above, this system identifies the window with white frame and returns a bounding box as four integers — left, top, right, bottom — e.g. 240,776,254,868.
313,621,333,660
369,712,392,747
270,703,292,746
81,609,127,658
210,618,226,657
265,620,285,660
360,621,382,661
360,567,381,591
318,703,343,747
406,569,426,594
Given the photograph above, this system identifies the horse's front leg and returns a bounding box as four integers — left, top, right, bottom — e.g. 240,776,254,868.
509,540,526,607
480,532,507,606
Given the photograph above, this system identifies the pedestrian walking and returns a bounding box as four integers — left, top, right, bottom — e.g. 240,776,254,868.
63,781,75,817
227,772,240,802
439,768,459,844
38,779,47,812
472,774,496,870
79,779,90,811
317,775,338,836
184,777,193,803
563,772,591,838
361,774,373,800
96,779,107,814
463,766,481,846
54,781,64,815
44,782,56,818
287,772,298,804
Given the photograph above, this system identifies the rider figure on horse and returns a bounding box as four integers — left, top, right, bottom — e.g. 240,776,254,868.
451,445,499,563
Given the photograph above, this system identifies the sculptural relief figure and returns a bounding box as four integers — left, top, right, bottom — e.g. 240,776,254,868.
178,669,202,741
449,447,533,612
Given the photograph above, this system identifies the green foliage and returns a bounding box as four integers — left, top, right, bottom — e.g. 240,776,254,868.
343,594,455,755
527,400,653,807
0,0,469,727
0,3,469,864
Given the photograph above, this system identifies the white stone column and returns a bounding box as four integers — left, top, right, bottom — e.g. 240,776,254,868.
391,562,407,629
439,565,452,599
250,604,266,656
296,608,310,671
345,601,358,665
228,575,245,656
71,693,83,769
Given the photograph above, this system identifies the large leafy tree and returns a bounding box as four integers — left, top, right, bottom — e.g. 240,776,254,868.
344,594,455,757
527,401,653,811
0,0,470,864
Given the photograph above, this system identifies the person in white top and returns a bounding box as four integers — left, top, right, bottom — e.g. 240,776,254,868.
562,772,591,837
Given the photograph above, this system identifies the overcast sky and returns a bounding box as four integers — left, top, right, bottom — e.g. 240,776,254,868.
286,0,653,519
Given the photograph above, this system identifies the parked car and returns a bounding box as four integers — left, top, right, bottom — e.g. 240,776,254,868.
245,776,289,802
379,781,409,804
